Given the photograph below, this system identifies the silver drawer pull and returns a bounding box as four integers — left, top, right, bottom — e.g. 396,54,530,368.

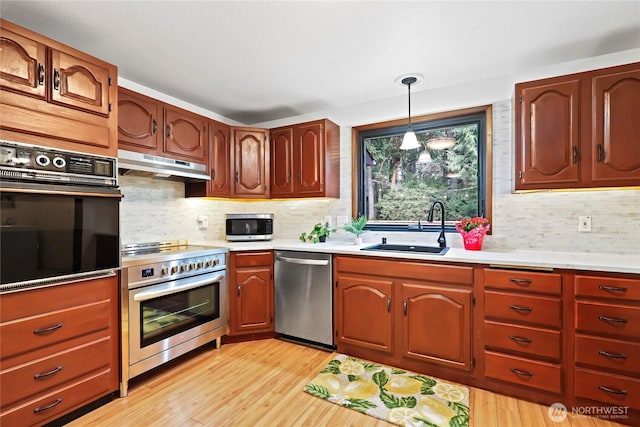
510,368,533,377
34,365,63,379
34,398,63,413
34,323,63,335
509,335,532,344
598,350,628,359
598,284,627,293
509,278,532,286
509,304,532,312
598,315,627,324
598,385,627,395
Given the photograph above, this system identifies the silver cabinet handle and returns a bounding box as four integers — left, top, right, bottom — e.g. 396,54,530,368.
276,255,328,266
34,323,62,335
34,365,63,379
134,274,224,301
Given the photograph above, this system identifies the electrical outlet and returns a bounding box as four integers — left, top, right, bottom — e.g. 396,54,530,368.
198,215,209,229
324,215,334,227
578,216,591,232
336,216,349,227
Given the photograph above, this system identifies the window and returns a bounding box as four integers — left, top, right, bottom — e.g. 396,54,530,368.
353,106,492,232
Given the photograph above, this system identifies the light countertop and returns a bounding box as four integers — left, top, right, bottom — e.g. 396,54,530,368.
197,239,640,275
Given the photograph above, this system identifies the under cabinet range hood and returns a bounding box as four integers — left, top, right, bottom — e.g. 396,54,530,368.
117,149,210,181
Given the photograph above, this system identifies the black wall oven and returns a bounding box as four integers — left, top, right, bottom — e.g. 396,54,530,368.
0,140,120,292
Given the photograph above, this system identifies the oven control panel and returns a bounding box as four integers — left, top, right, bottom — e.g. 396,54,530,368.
0,140,117,186
125,252,227,289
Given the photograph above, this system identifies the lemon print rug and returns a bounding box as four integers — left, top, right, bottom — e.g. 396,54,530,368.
304,354,469,427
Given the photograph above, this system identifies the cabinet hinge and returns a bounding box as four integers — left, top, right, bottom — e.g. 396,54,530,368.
518,170,523,179
321,126,325,134
472,296,476,306
270,272,273,280
472,358,476,367
519,95,522,103
108,103,112,112
335,280,338,288
108,77,112,86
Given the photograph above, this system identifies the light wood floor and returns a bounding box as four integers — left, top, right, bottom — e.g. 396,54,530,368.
69,339,627,427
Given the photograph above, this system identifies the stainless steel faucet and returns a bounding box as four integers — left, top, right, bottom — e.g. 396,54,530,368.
427,200,447,248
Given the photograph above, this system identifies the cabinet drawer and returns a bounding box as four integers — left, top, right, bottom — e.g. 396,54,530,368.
484,291,561,328
575,275,640,302
234,251,272,267
1,338,110,408
484,269,561,295
484,350,562,393
575,301,640,339
0,300,111,360
575,368,640,409
575,334,640,376
0,370,112,427
484,320,560,360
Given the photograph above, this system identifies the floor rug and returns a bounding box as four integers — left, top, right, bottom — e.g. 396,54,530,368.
304,354,470,427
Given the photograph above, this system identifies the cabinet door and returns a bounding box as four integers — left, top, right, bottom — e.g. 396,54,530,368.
295,122,325,196
515,79,581,189
336,274,394,354
232,266,273,334
591,67,640,186
233,128,269,198
0,27,46,99
50,49,111,116
208,121,231,196
164,106,207,162
117,88,160,152
270,127,294,196
400,282,473,371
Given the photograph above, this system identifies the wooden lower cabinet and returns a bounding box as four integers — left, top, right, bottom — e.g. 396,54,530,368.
334,255,475,378
227,251,274,336
573,273,640,423
0,276,119,426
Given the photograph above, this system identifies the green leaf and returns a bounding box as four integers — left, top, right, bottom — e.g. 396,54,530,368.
378,389,417,409
344,398,377,413
411,375,437,386
372,370,388,388
449,414,469,427
413,416,440,427
304,383,330,399
448,401,470,417
320,359,341,374
347,374,360,382
390,368,406,374
362,362,381,371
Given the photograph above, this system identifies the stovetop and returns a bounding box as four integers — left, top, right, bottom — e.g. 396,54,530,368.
121,240,228,268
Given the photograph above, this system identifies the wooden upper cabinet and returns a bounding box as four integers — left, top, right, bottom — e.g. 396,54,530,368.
270,127,294,196
117,87,160,152
208,121,231,196
49,49,111,116
515,62,640,190
591,67,640,186
516,79,581,188
297,122,325,196
233,127,269,198
0,19,117,156
0,27,46,99
117,87,207,164
164,106,206,162
270,118,340,198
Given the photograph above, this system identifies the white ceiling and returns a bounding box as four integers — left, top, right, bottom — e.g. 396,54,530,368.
1,1,639,125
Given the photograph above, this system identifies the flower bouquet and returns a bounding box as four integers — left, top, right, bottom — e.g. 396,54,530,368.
455,217,490,250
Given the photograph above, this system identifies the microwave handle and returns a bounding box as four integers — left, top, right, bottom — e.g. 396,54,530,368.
133,274,224,302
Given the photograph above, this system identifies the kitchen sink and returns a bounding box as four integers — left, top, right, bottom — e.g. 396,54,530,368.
361,243,449,255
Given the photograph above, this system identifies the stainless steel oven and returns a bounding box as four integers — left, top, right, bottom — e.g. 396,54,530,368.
0,140,120,292
120,242,228,396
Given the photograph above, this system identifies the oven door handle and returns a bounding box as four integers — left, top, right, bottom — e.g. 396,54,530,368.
133,274,225,302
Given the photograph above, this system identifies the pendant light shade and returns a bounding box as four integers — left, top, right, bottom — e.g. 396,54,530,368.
400,76,420,150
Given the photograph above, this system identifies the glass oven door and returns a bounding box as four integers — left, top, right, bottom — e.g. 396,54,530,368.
129,272,227,364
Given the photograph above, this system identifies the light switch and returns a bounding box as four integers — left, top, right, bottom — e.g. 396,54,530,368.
578,216,591,232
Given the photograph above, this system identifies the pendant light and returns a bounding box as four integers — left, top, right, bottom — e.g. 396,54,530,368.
400,76,420,150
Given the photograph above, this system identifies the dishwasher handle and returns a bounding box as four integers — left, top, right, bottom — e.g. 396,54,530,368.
276,255,329,266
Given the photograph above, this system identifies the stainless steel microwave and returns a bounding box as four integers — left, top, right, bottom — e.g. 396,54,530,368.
225,213,273,241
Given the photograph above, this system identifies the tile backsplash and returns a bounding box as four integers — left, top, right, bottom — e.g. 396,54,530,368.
120,101,640,256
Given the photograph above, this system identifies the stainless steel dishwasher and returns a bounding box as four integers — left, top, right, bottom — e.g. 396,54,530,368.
274,251,334,348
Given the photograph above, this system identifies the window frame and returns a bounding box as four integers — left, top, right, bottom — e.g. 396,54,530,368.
351,105,493,233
